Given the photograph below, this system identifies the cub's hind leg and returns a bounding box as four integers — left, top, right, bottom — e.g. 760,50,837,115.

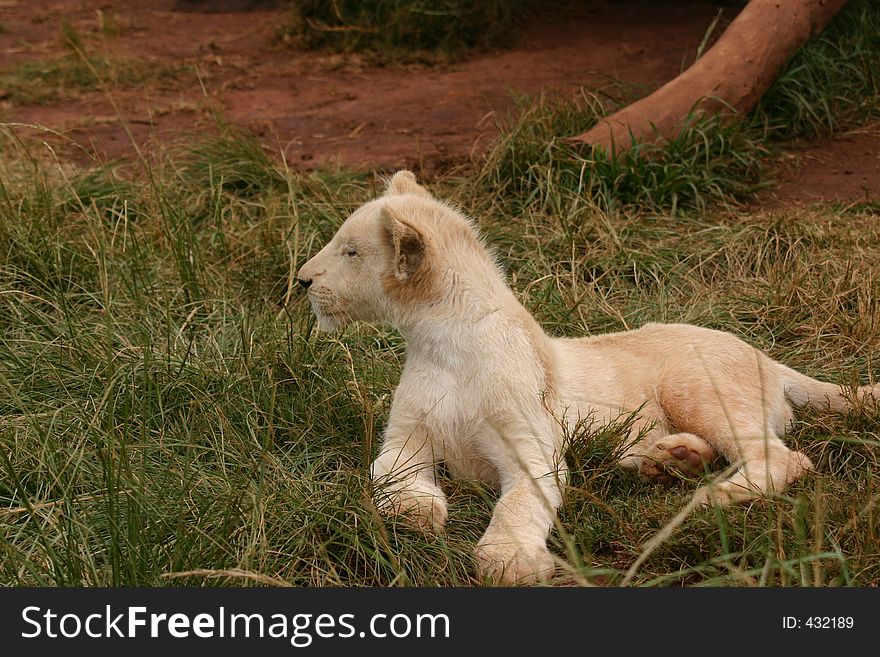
658,357,813,505
692,434,813,506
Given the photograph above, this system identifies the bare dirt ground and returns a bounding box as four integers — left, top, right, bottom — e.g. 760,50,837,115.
757,124,880,208
1,0,878,207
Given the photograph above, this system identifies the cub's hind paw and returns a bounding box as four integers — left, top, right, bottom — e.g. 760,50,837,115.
639,433,717,480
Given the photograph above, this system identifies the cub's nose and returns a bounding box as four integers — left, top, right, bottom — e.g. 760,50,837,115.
297,277,313,290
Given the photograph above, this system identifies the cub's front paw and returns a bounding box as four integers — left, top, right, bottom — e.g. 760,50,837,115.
374,485,448,532
474,537,555,586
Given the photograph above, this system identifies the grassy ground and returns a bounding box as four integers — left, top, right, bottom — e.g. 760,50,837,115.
1,1,879,587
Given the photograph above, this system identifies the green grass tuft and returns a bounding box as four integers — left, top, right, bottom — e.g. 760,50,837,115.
475,89,768,214
279,0,535,63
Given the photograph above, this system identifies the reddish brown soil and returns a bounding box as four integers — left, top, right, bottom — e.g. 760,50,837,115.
1,0,878,207
757,124,880,208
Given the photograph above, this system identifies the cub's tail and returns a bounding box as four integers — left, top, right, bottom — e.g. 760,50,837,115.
778,363,879,412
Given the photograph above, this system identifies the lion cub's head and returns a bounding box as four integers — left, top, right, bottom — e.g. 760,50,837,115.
298,171,471,331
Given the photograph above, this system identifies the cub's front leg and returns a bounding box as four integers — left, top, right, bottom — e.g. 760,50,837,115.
370,421,447,531
474,416,566,585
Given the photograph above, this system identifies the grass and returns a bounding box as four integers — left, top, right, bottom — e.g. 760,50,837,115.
475,88,770,215
0,56,184,105
1,121,879,587
278,0,536,64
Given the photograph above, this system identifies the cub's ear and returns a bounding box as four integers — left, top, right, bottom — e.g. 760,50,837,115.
380,205,426,281
383,170,432,198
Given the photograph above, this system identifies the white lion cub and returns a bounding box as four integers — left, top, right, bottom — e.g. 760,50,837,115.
297,171,877,585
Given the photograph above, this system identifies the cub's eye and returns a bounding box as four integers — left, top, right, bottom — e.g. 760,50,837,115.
346,249,358,258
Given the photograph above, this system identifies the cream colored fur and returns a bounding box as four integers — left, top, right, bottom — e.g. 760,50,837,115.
296,171,878,585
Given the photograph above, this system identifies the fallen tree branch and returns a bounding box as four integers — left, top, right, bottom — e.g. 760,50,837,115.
571,0,849,153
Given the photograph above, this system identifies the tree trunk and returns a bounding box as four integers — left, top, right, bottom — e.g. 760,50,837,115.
571,0,849,153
